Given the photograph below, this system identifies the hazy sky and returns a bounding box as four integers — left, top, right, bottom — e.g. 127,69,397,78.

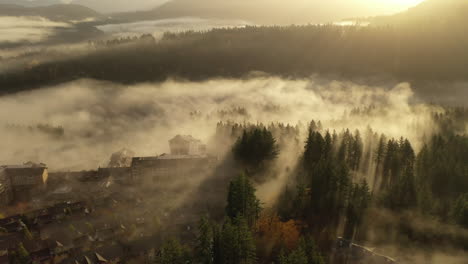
21,0,424,14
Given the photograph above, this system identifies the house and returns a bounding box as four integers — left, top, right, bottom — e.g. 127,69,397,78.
1,163,48,202
0,168,13,206
131,136,215,187
169,135,206,155
131,154,216,186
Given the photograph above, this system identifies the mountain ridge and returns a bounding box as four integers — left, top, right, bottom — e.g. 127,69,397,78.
371,0,468,25
113,0,416,25
0,3,102,21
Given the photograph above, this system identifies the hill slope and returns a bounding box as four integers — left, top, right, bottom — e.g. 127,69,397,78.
0,3,102,21
114,0,412,25
372,0,468,26
0,0,63,7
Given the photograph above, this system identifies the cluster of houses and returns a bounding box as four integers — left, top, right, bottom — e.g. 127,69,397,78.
0,197,162,264
0,135,216,264
1,135,215,207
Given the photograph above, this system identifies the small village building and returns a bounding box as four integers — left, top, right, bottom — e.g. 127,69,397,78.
169,135,207,155
0,168,13,206
131,136,215,187
1,163,48,203
131,155,216,186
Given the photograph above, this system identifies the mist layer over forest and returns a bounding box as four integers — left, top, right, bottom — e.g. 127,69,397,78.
1,24,467,107
1,75,467,264
0,77,441,170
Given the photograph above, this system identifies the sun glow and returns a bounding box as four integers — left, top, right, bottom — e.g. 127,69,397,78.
376,0,425,9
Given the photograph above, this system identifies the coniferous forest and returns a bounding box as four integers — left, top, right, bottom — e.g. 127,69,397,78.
1,23,468,95
148,110,468,263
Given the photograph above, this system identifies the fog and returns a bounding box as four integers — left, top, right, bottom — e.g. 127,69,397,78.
13,0,422,15
141,0,425,25
0,70,465,264
72,0,170,13
0,16,70,44
97,17,251,39
0,76,440,172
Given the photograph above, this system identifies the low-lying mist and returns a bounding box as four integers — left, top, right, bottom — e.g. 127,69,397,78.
0,76,442,171
97,17,251,39
0,16,70,45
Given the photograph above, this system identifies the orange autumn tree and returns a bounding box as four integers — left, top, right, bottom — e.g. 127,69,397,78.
256,213,301,258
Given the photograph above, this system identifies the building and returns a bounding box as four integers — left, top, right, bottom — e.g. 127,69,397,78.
131,136,215,187
131,155,216,185
169,135,207,155
1,162,48,203
0,168,13,206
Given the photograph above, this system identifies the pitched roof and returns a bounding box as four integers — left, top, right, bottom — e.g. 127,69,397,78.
3,166,47,180
132,154,209,161
95,252,108,262
169,135,201,143
84,256,92,264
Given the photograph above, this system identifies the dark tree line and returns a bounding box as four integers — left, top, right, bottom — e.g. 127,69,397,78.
416,134,468,224
2,23,468,94
278,117,468,252
292,125,370,244
232,128,279,172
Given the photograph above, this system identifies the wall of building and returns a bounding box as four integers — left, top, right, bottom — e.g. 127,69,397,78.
8,168,48,187
0,169,13,206
131,156,216,188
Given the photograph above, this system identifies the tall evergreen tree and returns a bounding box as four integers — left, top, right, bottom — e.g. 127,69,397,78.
343,181,371,240
215,217,257,264
233,128,279,171
196,216,214,264
226,173,261,227
154,238,189,264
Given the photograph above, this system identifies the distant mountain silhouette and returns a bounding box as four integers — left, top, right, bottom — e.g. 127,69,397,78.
372,0,468,26
0,0,64,7
113,0,402,25
0,3,102,21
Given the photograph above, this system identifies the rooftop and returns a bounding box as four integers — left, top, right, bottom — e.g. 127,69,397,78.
2,162,47,169
169,135,202,143
132,154,209,161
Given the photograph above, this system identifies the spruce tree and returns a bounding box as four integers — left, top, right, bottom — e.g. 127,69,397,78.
196,216,213,264
226,173,261,227
154,238,188,264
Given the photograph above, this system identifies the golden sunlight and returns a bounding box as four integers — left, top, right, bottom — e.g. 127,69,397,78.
375,0,425,9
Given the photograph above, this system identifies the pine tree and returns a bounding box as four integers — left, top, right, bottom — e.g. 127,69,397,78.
226,173,261,227
343,181,371,240
304,130,324,170
235,216,257,264
452,193,468,228
154,238,188,264
217,217,257,264
278,247,308,264
196,216,213,264
232,128,279,171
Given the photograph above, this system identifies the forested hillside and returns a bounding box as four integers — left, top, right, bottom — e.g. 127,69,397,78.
149,108,468,263
372,0,468,26
0,3,102,21
1,22,467,95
